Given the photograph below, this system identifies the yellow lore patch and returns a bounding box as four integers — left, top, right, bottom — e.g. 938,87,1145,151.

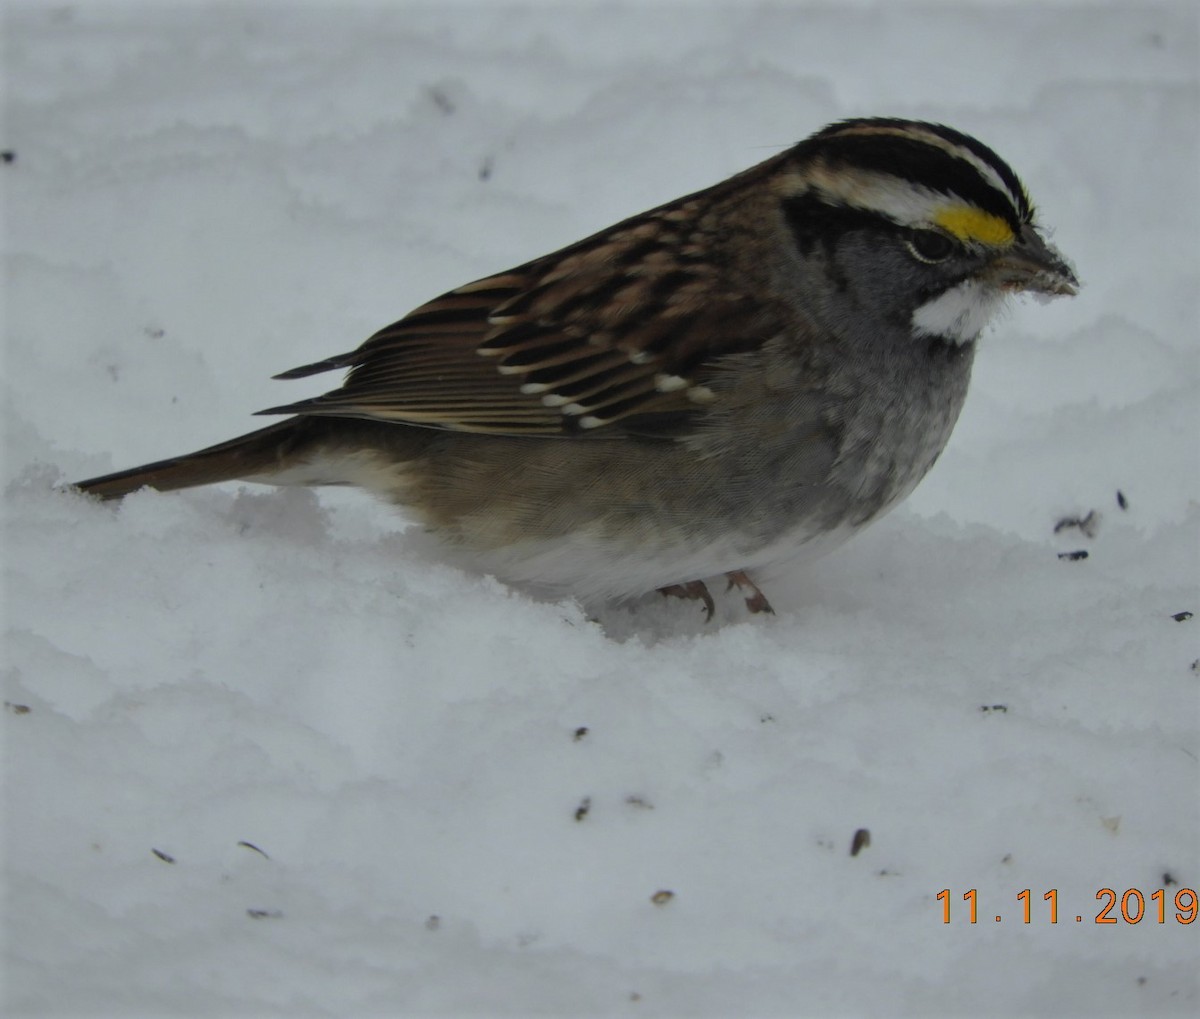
933,206,1015,247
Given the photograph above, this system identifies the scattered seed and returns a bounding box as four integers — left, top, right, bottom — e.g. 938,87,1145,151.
1053,510,1098,538
428,86,455,115
850,828,871,857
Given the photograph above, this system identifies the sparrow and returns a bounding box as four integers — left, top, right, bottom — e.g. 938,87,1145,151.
72,118,1078,617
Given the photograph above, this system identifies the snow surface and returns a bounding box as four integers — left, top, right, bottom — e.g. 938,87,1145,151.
3,1,1199,1016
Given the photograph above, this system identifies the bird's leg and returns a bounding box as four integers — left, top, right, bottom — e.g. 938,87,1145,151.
658,580,716,622
725,570,775,615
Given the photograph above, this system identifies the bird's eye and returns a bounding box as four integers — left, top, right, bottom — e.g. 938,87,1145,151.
906,230,956,264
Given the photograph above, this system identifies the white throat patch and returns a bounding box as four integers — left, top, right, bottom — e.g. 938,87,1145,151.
911,279,1006,345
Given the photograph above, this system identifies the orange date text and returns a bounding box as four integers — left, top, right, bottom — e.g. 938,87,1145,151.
936,887,1197,925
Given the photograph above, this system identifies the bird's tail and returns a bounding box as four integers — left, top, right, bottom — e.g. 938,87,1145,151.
72,418,319,500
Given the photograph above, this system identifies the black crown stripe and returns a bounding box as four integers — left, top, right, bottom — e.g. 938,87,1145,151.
810,118,1031,229
911,121,1032,222
825,135,1021,230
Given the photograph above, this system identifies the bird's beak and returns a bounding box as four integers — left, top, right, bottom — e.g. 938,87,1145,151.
986,223,1079,297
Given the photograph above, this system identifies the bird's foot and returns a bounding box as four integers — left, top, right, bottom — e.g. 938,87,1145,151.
658,580,716,622
725,570,775,615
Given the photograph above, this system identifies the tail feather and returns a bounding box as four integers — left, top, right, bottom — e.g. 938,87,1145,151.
72,418,310,501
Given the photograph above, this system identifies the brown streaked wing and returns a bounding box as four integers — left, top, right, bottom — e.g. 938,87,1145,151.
258,195,781,436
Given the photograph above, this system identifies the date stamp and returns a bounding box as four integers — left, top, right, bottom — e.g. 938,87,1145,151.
937,888,1197,925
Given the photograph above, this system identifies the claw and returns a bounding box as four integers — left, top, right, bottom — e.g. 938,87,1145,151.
725,570,774,615
658,580,716,622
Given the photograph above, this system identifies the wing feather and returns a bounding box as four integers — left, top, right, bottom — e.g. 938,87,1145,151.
259,187,787,436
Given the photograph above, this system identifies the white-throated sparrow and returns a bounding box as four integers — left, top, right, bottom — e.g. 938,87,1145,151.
73,118,1077,616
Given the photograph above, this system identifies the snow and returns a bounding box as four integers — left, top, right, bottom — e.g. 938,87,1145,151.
3,1,1198,1015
